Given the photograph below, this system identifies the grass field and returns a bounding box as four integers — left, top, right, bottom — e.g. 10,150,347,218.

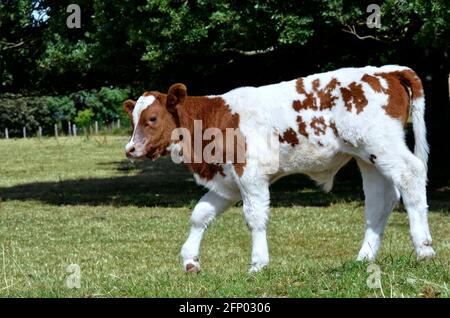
0,136,448,297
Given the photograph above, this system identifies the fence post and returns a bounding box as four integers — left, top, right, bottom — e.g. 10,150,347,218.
117,119,121,129
23,127,26,138
73,124,77,137
5,128,9,139
54,124,58,138
68,121,72,136
38,126,42,139
95,121,99,135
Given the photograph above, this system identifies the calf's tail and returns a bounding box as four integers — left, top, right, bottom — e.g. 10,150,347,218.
396,69,429,173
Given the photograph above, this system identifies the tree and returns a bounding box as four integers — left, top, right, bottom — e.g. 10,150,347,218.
74,108,94,134
45,96,76,122
0,94,58,137
0,0,46,91
0,0,448,183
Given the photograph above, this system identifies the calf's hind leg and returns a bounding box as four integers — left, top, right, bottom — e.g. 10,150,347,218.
364,146,435,260
356,159,400,261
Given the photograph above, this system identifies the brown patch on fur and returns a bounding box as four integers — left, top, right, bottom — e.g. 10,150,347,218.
340,87,352,112
329,121,338,136
292,93,317,111
395,69,423,98
296,78,306,94
296,116,308,138
177,96,246,180
279,127,299,147
318,141,324,147
375,73,410,125
361,74,384,93
369,154,377,164
340,82,368,114
123,99,136,123
233,163,245,177
303,93,318,110
294,77,340,112
312,79,321,91
292,100,302,111
310,116,327,136
318,78,340,110
374,69,423,126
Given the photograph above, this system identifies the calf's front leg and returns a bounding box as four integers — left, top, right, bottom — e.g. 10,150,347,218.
240,179,271,273
181,191,236,272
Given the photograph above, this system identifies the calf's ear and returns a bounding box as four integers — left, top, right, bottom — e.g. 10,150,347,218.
167,83,187,112
123,99,136,116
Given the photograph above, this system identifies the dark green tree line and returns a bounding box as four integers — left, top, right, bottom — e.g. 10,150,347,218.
0,0,448,184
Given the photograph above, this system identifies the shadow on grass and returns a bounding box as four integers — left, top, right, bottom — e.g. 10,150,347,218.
0,157,448,210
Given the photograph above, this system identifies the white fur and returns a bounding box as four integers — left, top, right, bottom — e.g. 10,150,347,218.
356,159,400,260
411,96,429,172
180,191,237,272
125,95,155,154
178,65,435,272
132,95,155,126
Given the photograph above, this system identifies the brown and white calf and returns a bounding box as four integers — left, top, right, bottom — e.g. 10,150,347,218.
123,65,435,273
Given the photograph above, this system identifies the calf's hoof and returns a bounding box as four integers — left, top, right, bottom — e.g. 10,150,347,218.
356,252,376,262
183,258,200,273
248,263,268,274
416,245,436,261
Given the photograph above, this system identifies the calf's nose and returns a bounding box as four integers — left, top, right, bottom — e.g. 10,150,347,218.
125,143,136,157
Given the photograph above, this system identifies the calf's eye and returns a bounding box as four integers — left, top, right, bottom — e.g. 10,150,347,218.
149,116,157,123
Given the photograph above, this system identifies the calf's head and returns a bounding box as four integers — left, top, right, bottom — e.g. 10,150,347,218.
123,83,187,160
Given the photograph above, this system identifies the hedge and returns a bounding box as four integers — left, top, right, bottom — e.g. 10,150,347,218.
0,87,130,137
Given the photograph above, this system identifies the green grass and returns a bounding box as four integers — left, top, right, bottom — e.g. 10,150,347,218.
0,136,448,297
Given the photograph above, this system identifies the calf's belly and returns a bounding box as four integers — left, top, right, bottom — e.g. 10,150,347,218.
278,141,346,173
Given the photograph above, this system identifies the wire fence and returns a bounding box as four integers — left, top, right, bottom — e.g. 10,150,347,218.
1,120,126,139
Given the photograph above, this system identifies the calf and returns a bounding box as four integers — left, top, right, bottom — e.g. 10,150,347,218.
123,65,435,273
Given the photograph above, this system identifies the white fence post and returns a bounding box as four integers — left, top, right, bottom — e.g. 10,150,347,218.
54,124,58,138
5,128,9,139
23,127,26,138
95,121,98,135
68,121,72,136
73,124,77,137
38,126,42,139
117,119,121,129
